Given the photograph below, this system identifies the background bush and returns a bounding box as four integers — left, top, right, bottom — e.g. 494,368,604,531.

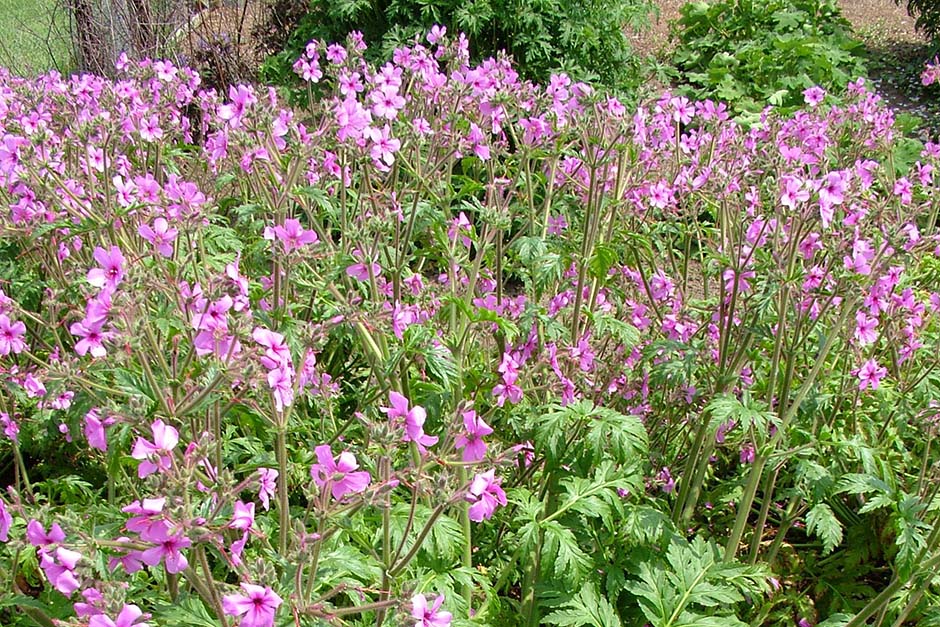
258,0,656,93
895,0,940,41
670,0,867,117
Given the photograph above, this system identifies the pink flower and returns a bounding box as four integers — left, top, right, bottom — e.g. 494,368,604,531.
857,358,887,391
326,43,347,64
50,391,74,410
427,24,447,44
74,587,106,617
844,239,874,276
139,521,190,573
139,115,163,142
739,444,755,464
0,499,11,542
267,366,295,412
23,373,45,398
218,84,257,127
310,444,371,500
89,604,150,627
257,468,278,510
107,538,145,574
230,532,249,566
293,57,323,83
854,310,879,346
381,391,438,450
454,409,493,462
658,467,676,493
370,88,406,120
345,249,382,281
0,314,26,355
669,95,694,123
229,501,255,531
368,124,401,168
922,57,939,86
818,171,847,227
893,177,913,205
447,212,472,247
138,218,178,257
251,327,292,370
547,214,567,235
412,593,452,627
192,299,241,360
492,353,523,406
27,520,66,547
262,218,318,252
86,246,125,290
803,86,826,106
465,469,507,522
779,175,810,209
69,318,112,357
122,497,166,535
1,412,17,442
131,419,179,478
84,408,113,452
40,546,82,595
335,97,372,142
223,583,283,627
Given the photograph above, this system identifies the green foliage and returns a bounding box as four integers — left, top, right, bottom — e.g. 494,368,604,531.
625,536,770,627
671,0,868,116
262,0,655,92
806,503,843,554
543,583,623,627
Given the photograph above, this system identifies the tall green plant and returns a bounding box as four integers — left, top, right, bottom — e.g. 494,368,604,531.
259,0,655,93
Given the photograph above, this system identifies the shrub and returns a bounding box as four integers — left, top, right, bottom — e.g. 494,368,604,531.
670,0,867,117
896,0,940,41
0,28,938,627
257,0,655,93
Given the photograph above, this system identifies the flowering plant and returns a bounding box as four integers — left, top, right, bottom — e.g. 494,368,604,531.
0,27,938,627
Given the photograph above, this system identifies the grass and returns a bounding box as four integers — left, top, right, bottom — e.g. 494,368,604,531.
0,0,72,75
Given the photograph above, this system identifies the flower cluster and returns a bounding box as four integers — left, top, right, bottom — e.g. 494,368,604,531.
922,56,939,86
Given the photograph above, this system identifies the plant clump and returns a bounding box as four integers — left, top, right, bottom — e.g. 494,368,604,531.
0,27,937,627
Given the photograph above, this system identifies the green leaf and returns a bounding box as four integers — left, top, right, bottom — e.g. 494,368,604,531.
542,520,592,584
835,473,892,497
543,582,623,627
423,341,458,389
588,243,619,279
593,314,640,351
154,594,218,627
388,504,464,563
895,494,930,578
623,506,677,545
585,407,649,465
626,537,768,627
805,503,843,554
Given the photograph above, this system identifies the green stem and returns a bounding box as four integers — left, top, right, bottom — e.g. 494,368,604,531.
276,424,290,556
457,466,473,608
724,301,856,560
12,441,32,496
388,504,447,577
748,465,781,563
843,552,940,627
